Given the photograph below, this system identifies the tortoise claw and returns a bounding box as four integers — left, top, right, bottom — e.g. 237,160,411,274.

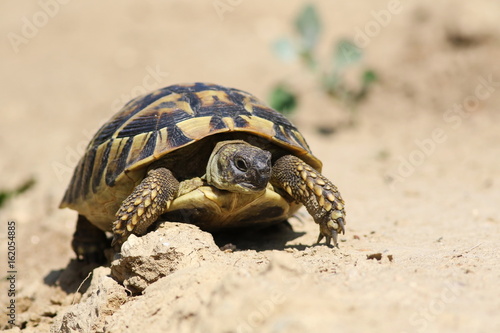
316,233,337,248
317,219,341,248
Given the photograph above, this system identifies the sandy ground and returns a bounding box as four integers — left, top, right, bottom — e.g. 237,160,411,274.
1,0,500,332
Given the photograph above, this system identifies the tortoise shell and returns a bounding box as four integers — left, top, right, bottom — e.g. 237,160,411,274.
60,83,322,229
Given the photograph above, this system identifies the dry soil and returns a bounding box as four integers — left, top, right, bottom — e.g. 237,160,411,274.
1,1,499,332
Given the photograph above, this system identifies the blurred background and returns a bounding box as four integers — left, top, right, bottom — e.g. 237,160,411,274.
1,0,499,332
2,0,500,187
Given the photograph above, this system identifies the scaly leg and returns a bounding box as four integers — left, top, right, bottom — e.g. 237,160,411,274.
72,214,109,263
271,155,346,247
112,168,179,247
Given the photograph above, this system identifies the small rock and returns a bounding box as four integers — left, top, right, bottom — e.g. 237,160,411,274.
220,243,237,252
51,267,127,333
366,253,382,261
111,222,221,294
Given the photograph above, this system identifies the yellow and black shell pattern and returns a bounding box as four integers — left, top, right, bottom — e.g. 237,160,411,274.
61,83,322,212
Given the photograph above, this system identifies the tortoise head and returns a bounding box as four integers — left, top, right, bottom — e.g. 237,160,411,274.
206,140,272,193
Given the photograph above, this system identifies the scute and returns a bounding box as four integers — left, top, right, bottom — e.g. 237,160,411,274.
60,83,321,210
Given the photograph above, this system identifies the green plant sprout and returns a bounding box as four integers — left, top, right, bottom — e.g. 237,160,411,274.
269,4,377,127
0,178,36,209
268,83,298,115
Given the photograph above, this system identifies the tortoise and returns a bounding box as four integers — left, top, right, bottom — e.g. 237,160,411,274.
60,82,346,262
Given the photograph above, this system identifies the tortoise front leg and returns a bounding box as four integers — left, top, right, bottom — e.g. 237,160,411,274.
112,168,179,248
270,155,346,247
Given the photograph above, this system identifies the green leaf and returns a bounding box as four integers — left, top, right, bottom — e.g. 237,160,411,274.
0,178,36,209
0,193,7,208
295,4,321,52
352,69,378,102
333,39,363,69
362,69,378,85
269,84,298,115
272,38,298,62
299,50,318,71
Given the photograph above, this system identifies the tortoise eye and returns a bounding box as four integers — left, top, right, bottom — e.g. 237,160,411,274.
235,158,248,172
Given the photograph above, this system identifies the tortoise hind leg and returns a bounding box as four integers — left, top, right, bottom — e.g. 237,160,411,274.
72,214,109,263
270,155,346,247
112,167,179,248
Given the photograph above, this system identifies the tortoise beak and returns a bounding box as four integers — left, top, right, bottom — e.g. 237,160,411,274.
241,153,271,192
